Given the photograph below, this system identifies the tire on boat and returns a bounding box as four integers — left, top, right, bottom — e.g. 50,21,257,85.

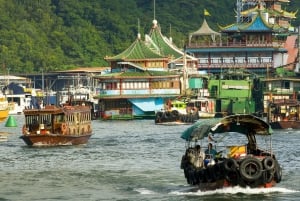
224,169,239,185
155,112,163,123
263,170,274,183
171,110,179,117
274,161,282,183
180,155,188,169
239,157,263,182
224,158,238,172
180,115,186,122
184,115,190,123
213,163,225,180
263,157,275,171
198,169,206,183
191,169,199,185
205,166,217,182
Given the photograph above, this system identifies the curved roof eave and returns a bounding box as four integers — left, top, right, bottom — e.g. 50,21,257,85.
105,36,166,61
221,14,272,32
148,21,184,59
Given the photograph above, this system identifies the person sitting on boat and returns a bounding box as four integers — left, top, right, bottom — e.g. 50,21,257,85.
204,143,217,166
194,145,205,168
205,143,217,159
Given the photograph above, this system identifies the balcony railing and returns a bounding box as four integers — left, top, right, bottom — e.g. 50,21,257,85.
187,41,285,48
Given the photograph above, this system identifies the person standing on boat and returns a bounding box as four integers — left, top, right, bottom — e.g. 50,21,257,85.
194,145,205,168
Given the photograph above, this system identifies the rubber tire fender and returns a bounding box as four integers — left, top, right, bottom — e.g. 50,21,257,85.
274,161,282,183
263,156,275,171
224,158,238,172
239,157,263,182
263,170,274,183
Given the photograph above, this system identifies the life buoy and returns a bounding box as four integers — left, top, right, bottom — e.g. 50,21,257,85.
263,157,275,171
22,125,27,134
224,158,238,172
239,157,263,182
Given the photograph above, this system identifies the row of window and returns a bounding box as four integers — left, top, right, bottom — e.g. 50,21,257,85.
98,81,177,90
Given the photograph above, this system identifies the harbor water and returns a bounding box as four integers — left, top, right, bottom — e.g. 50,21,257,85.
0,116,299,201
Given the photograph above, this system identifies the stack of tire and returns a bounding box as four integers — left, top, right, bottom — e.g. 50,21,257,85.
223,156,282,187
155,110,199,124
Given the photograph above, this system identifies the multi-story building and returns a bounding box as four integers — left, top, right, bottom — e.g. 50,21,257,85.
187,0,298,76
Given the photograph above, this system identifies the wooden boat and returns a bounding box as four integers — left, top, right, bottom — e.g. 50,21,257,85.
267,99,300,129
20,105,93,146
180,114,282,191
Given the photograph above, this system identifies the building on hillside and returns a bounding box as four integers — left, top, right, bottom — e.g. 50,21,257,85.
186,0,298,76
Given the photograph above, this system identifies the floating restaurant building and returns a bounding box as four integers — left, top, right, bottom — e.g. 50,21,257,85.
187,0,298,76
93,20,198,120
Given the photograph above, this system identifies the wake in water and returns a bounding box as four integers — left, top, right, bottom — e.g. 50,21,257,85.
170,185,298,196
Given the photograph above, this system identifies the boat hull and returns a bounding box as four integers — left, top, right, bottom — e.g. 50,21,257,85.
20,134,92,146
181,156,281,190
269,120,300,129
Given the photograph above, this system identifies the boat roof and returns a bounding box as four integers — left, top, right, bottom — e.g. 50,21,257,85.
181,114,273,141
23,105,91,115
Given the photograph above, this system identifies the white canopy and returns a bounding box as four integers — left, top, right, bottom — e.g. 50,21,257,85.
189,19,221,44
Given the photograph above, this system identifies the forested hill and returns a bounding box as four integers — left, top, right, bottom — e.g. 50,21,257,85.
1,0,299,74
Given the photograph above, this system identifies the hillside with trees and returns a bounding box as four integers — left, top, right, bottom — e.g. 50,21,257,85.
0,0,299,74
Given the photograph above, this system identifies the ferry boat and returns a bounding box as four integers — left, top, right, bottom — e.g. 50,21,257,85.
20,105,93,146
180,114,282,191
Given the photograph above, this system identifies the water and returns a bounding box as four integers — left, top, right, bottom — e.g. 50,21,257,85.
0,116,299,201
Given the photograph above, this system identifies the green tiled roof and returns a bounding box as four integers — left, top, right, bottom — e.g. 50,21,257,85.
222,14,272,32
148,20,182,59
106,36,166,61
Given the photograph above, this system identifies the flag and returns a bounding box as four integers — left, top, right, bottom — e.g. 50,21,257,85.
204,9,211,16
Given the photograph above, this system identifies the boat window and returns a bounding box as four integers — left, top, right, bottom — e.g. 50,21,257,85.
55,114,64,123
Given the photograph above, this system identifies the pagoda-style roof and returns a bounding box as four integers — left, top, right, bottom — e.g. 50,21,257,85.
221,14,272,32
105,34,167,61
147,19,183,59
189,19,221,43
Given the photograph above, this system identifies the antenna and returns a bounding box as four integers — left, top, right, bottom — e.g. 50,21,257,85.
153,0,156,20
137,18,141,39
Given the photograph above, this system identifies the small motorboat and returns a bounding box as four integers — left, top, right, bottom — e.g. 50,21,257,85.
180,114,282,191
